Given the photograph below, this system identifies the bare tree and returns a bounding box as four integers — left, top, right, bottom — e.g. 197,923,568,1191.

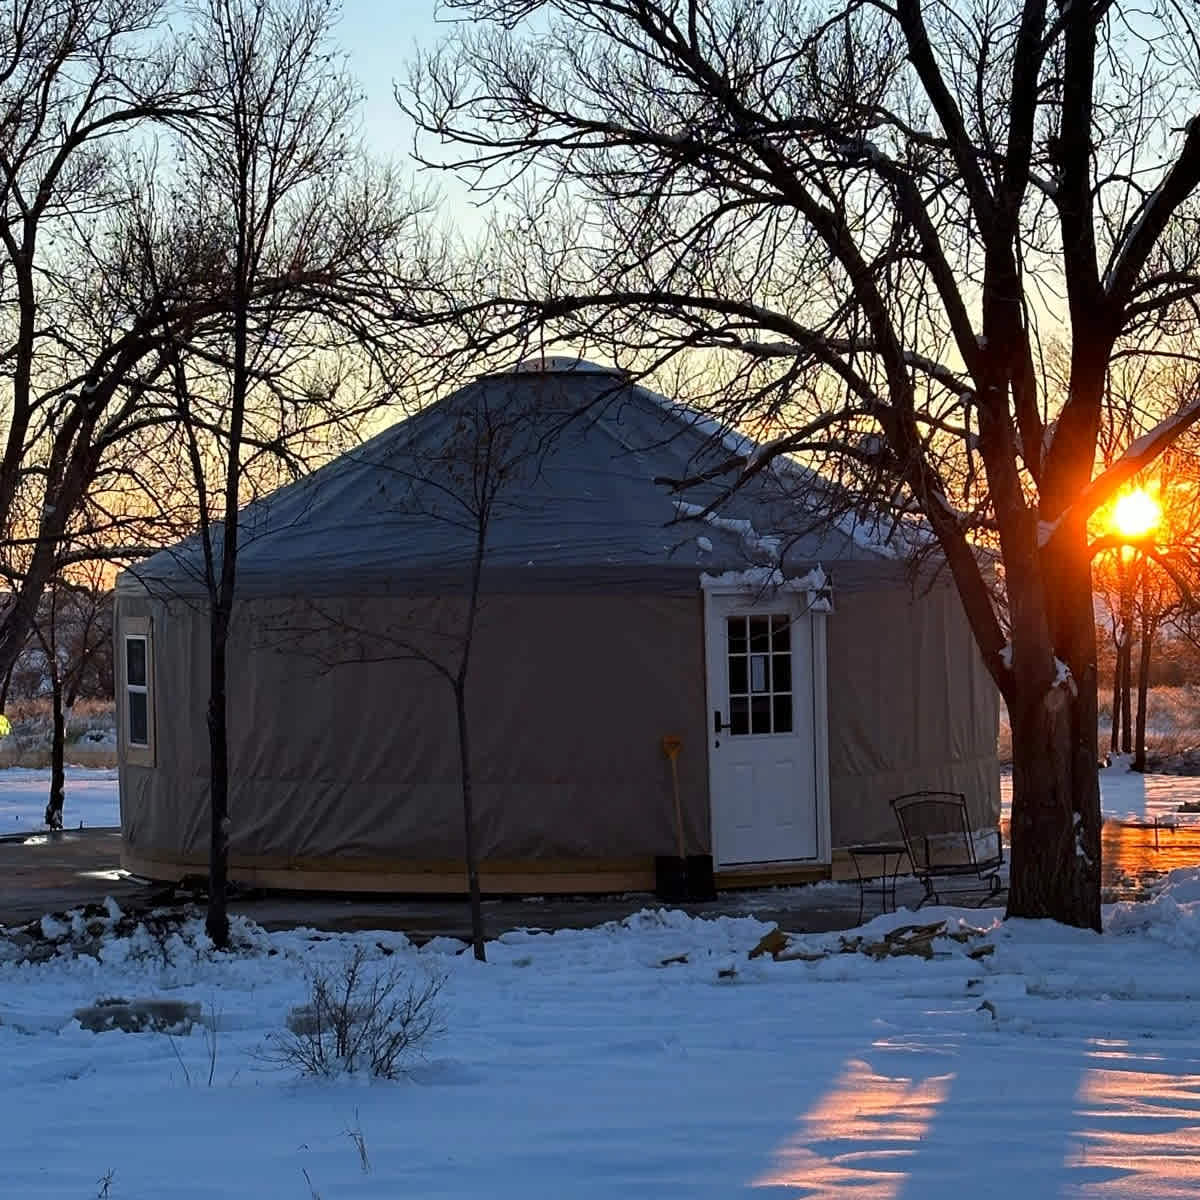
148,0,431,947
1129,458,1200,771
0,0,206,678
30,564,111,828
273,379,560,962
402,0,1200,928
0,0,409,700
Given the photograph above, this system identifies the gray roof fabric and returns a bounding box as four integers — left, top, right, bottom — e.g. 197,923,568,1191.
121,366,904,598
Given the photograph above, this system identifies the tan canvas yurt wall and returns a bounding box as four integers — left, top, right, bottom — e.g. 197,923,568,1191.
826,577,1000,846
117,571,999,894
118,590,713,893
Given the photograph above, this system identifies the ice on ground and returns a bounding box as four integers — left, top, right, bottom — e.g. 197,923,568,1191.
4,884,1200,1197
1002,760,1200,825
0,766,119,833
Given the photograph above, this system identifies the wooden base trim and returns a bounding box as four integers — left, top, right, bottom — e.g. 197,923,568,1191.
121,846,658,895
713,862,831,890
121,844,836,896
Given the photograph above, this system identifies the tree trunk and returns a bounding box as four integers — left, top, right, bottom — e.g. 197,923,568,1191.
1134,616,1155,774
454,683,486,962
1117,567,1134,756
44,672,65,830
1007,683,1102,930
1119,632,1133,755
205,608,231,948
1110,640,1123,755
0,659,14,713
1008,531,1102,931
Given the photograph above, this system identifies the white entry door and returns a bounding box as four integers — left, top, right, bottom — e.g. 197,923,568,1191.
704,590,829,867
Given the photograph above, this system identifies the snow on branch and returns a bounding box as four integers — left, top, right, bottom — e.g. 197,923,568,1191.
1102,178,1169,295
1039,397,1200,544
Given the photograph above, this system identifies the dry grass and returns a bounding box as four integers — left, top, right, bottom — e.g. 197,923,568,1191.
998,685,1200,765
0,698,116,768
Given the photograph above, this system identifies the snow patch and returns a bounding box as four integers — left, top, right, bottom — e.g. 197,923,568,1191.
1073,811,1092,865
700,565,831,609
1053,657,1077,695
673,499,781,560
1103,177,1168,294
647,392,904,559
1036,518,1059,547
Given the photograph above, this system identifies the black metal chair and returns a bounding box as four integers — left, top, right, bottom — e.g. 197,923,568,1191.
891,791,1004,908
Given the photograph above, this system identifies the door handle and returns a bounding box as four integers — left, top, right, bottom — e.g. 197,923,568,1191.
714,709,732,734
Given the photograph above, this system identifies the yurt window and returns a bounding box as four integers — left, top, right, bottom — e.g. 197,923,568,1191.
126,638,149,744
121,617,154,765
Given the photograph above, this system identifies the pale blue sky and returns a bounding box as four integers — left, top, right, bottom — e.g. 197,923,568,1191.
337,1,446,161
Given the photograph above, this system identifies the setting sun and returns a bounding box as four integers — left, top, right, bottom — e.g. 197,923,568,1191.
1112,489,1162,539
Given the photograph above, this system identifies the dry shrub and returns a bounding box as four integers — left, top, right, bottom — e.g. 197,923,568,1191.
262,946,444,1079
0,698,116,767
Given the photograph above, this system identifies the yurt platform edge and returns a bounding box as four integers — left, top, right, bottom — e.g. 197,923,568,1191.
121,847,838,896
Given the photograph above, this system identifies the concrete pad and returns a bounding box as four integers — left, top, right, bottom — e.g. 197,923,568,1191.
0,829,145,925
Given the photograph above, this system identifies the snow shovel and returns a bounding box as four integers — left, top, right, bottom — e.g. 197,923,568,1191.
662,734,686,860
654,736,715,901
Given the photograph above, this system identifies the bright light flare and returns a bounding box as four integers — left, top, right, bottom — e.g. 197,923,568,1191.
1112,489,1161,539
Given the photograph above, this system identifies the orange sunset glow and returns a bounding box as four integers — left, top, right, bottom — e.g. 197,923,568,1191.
1111,488,1162,540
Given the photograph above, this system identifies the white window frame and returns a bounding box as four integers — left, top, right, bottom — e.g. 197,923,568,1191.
121,616,155,767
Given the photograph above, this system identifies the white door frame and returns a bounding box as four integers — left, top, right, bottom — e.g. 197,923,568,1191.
702,575,832,868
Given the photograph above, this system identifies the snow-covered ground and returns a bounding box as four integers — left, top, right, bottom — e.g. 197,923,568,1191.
5,879,1200,1197
0,766,119,834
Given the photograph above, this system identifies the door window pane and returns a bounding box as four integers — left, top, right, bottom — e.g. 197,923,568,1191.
729,655,747,694
750,654,768,693
773,694,793,734
751,696,771,734
730,696,750,735
749,616,771,652
727,617,747,653
771,614,790,651
773,653,791,693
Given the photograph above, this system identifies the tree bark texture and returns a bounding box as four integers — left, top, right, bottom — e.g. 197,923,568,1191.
1007,531,1103,931
1120,635,1133,755
455,684,486,962
44,674,65,830
1134,613,1155,773
205,611,231,948
1110,641,1123,756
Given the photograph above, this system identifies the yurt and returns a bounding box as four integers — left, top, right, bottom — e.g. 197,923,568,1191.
116,360,999,894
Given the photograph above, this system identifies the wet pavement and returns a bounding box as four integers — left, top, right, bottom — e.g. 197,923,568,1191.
3,820,1199,938
1099,817,1200,899
0,829,931,938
